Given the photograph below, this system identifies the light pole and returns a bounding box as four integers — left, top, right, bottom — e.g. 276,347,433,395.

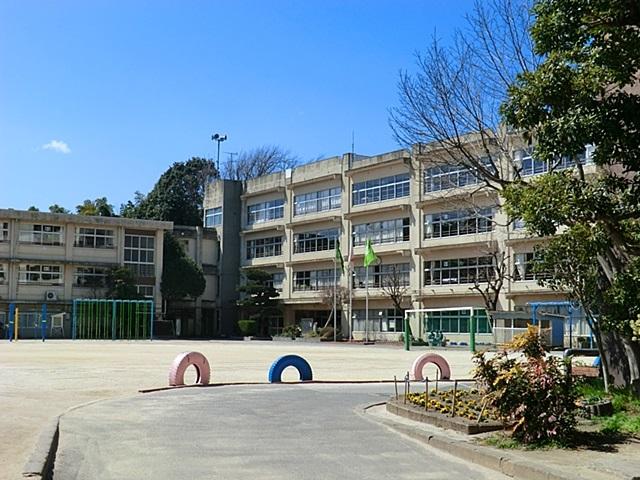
211,133,228,173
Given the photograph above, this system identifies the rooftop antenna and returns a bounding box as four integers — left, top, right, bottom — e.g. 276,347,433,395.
351,130,355,157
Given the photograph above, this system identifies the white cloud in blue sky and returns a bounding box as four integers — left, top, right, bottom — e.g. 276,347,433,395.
42,140,71,154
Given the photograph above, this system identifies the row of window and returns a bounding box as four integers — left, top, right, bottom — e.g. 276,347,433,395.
352,173,410,206
353,263,410,289
243,208,500,258
518,147,592,176
352,309,405,333
0,263,155,288
246,236,283,259
424,207,494,239
293,269,340,291
247,199,285,225
294,187,341,216
424,309,492,334
0,224,156,250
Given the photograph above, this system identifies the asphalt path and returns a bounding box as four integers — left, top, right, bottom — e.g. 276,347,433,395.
54,383,508,480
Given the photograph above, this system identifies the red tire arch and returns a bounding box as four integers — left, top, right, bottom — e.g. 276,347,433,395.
169,351,211,386
410,353,451,381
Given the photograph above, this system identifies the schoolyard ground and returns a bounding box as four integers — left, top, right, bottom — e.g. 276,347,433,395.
0,339,477,480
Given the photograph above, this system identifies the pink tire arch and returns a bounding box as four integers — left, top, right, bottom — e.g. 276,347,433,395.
169,351,211,386
410,353,451,381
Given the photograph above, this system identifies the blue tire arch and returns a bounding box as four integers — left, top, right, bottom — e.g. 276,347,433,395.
268,355,313,383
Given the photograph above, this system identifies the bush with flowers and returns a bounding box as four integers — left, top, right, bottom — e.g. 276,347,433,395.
473,325,578,445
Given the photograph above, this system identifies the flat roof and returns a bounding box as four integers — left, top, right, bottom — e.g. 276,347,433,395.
0,208,173,230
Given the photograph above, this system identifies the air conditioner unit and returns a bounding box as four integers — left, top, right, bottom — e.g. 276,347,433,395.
45,291,58,301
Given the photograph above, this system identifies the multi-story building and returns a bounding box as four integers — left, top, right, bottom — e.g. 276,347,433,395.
204,144,592,343
0,209,172,336
167,225,219,337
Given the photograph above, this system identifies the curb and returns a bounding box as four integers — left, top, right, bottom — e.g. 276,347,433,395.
361,404,623,480
22,416,59,479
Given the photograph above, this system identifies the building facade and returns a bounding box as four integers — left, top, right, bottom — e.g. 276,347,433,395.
0,209,172,337
204,144,593,343
166,225,219,337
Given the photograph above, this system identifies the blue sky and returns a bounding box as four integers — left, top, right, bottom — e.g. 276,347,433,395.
0,0,475,212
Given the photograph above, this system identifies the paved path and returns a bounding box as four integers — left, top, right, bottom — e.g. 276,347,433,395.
54,384,507,480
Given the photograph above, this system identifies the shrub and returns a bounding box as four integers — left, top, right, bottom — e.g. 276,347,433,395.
473,325,578,445
282,324,302,339
237,319,257,336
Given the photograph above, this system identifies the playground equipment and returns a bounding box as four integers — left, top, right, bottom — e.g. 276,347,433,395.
72,299,154,340
268,355,313,383
404,307,488,352
169,351,211,386
6,303,50,341
410,353,452,381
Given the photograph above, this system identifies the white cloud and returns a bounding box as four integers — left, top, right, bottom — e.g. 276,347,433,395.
42,140,71,154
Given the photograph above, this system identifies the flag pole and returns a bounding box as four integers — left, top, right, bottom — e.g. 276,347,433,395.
333,254,337,342
365,263,369,343
348,266,353,342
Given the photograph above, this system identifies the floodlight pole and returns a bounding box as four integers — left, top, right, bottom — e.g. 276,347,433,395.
211,133,228,173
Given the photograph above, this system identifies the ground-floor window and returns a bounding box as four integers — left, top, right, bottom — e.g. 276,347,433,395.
352,309,405,332
268,315,284,336
424,309,491,334
136,285,154,299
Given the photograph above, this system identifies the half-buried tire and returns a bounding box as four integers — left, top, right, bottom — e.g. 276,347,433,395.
268,354,313,383
410,353,451,381
169,351,211,386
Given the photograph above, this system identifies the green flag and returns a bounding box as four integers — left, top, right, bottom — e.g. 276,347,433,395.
364,239,378,267
335,240,345,273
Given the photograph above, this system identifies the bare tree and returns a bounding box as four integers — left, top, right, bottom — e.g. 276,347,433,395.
221,145,299,181
469,249,510,314
319,285,349,329
389,0,540,188
381,264,411,314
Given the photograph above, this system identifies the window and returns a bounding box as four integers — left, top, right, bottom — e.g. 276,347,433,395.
246,236,283,259
18,264,63,285
352,218,409,246
74,266,107,287
424,158,494,193
247,199,285,225
75,227,115,248
424,207,494,239
518,147,593,177
425,309,491,334
18,224,64,245
352,173,410,206
424,256,495,286
353,263,410,289
352,309,405,333
293,269,339,291
294,187,341,215
0,222,8,242
124,233,155,277
136,285,154,298
266,272,284,291
513,218,527,230
204,207,222,227
293,229,339,253
513,252,549,281
0,264,5,283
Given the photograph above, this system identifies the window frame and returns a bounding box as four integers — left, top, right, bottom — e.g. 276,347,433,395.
246,236,283,259
293,187,341,216
352,218,410,247
352,173,410,206
247,199,285,225
204,206,223,227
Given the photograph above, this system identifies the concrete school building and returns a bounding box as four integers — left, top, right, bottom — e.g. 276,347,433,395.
204,144,596,343
0,209,219,338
